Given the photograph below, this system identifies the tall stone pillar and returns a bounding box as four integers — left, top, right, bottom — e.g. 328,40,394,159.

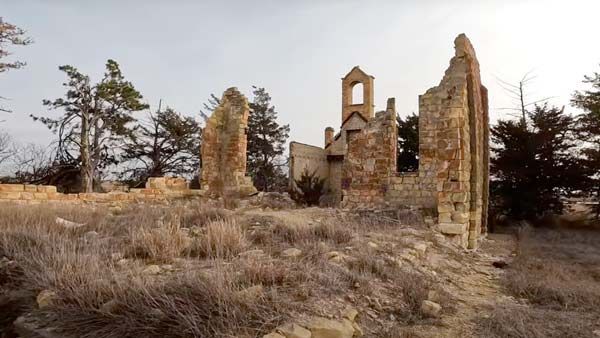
419,34,489,249
200,87,257,198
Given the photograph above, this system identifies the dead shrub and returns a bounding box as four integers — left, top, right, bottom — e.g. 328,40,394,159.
237,259,307,287
390,272,432,324
476,303,594,338
346,249,398,280
505,228,600,310
34,270,287,338
271,221,352,245
188,220,247,258
181,205,232,228
125,216,190,263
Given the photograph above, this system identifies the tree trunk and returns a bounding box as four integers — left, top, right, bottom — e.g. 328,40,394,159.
80,109,93,193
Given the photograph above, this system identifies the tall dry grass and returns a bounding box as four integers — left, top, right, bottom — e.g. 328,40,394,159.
0,203,286,337
477,227,600,337
188,219,248,258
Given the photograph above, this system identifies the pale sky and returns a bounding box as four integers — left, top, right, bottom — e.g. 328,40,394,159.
1,0,599,151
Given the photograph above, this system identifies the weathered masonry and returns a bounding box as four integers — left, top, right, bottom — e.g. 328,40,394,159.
200,87,257,198
289,34,490,248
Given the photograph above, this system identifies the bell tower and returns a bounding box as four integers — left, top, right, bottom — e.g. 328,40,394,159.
341,66,374,124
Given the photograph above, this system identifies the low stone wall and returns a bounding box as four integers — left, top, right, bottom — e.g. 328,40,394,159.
386,173,437,208
0,177,203,205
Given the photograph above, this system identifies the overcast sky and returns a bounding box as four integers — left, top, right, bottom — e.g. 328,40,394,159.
1,0,599,150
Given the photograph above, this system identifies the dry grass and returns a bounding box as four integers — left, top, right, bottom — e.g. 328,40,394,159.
270,219,353,245
477,227,600,337
188,219,248,258
0,203,284,337
126,215,191,263
477,304,595,338
36,270,287,338
0,202,444,337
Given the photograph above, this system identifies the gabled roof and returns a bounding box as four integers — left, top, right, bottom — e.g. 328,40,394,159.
341,110,368,128
342,66,375,80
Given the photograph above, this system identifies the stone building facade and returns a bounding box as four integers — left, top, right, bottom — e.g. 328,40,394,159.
289,34,489,248
200,87,257,198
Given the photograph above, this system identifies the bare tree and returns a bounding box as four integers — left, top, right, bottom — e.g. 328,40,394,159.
1,17,32,113
496,72,554,128
0,130,12,167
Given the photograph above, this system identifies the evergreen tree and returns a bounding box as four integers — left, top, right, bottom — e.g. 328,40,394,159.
121,105,201,187
572,67,600,218
397,113,419,172
491,104,585,220
32,60,148,192
247,86,290,192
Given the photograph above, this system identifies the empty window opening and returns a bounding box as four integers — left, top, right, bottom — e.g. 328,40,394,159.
396,113,419,172
352,82,363,104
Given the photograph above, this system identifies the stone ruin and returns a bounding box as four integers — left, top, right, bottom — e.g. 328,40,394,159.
0,34,489,249
289,34,490,248
200,87,257,198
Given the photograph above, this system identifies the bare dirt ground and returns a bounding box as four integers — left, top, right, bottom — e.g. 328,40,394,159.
1,201,598,337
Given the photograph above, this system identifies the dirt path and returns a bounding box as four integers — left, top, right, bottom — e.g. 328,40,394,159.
431,233,518,337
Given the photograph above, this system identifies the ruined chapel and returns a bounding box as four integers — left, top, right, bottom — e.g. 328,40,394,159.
289,34,490,249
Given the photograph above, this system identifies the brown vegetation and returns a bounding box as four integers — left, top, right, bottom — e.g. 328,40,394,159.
0,202,451,337
477,228,600,338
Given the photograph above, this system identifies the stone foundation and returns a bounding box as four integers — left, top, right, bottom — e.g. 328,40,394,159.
0,177,203,205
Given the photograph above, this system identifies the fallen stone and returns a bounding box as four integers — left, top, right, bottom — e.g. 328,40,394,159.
55,217,84,229
116,258,130,267
305,317,355,338
83,231,99,241
149,308,167,320
367,241,378,249
142,265,161,275
161,264,174,271
351,321,363,337
100,299,119,313
438,223,467,235
420,300,442,318
276,323,311,338
341,306,358,322
412,242,428,256
326,251,350,263
237,285,264,300
282,248,302,258
238,249,265,258
36,290,58,309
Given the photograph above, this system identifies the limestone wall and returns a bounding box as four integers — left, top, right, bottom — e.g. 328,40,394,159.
289,142,329,186
341,110,397,206
340,34,489,249
0,177,203,205
200,87,257,198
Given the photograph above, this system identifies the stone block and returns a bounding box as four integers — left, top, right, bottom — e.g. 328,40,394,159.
438,222,467,235
451,211,470,223
0,184,24,192
0,192,21,199
24,185,38,192
37,185,57,193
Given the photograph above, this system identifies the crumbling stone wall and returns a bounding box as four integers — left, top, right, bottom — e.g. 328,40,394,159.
342,109,397,206
339,34,489,249
0,177,203,205
200,87,257,198
288,142,328,186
